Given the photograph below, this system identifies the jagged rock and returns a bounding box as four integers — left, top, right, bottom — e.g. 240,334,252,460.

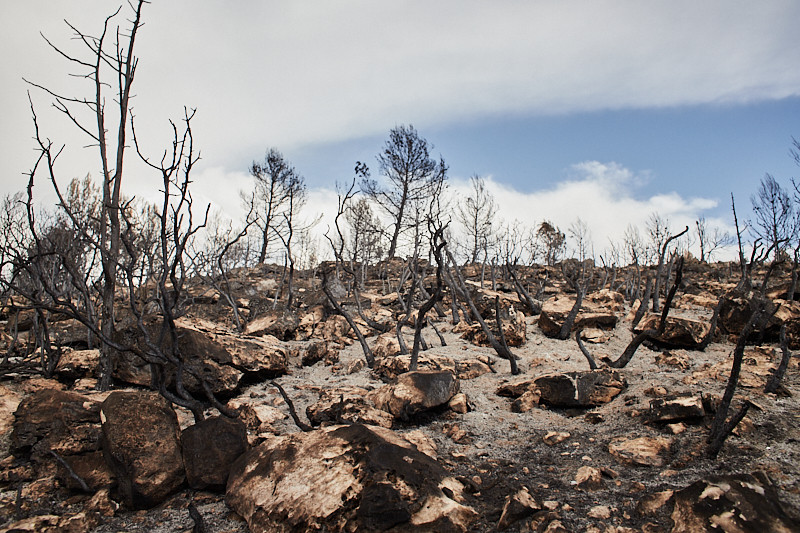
216,334,290,377
496,379,539,398
671,472,800,532
634,314,711,349
511,390,541,413
538,294,618,338
587,505,611,519
11,389,101,458
373,333,401,359
100,391,184,509
648,395,705,422
57,451,115,492
226,397,287,434
306,387,394,428
244,310,299,340
48,318,92,348
369,371,460,421
448,392,470,414
458,307,527,347
587,289,626,314
317,314,354,345
534,370,626,407
54,349,100,380
111,325,243,396
543,432,570,445
226,424,477,532
296,305,325,340
455,358,494,379
636,490,674,516
608,436,671,467
580,328,611,344
0,384,22,457
498,486,541,529
372,353,456,382
181,416,248,490
575,466,603,489
302,339,338,366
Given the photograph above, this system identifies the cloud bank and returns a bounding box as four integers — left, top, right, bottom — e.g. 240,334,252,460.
2,0,800,196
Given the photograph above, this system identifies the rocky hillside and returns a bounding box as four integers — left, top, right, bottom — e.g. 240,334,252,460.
1,259,799,532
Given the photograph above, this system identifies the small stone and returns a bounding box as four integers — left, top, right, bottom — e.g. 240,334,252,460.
543,431,570,445
636,490,674,516
511,390,540,413
575,466,603,489
448,392,470,414
497,486,542,530
608,436,672,467
667,422,687,434
587,505,611,519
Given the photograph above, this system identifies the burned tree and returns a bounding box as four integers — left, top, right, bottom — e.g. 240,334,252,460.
24,0,146,390
457,175,496,265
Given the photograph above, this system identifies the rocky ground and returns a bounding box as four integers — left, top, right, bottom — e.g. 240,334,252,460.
1,261,800,532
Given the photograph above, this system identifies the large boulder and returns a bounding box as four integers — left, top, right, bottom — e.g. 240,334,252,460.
244,310,300,340
11,389,101,458
111,325,243,396
369,371,460,421
634,314,712,349
216,333,290,377
458,307,527,347
100,391,185,509
533,370,626,407
54,349,100,381
671,472,800,532
306,386,394,428
226,424,477,532
538,294,618,338
373,352,456,382
181,416,248,491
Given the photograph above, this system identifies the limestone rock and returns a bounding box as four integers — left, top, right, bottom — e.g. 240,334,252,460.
302,339,338,366
54,349,100,380
100,391,184,509
448,392,470,414
543,432,570,445
455,358,494,380
575,466,603,489
372,353,456,382
538,294,618,338
498,486,542,530
181,416,248,491
372,332,401,359
511,390,541,413
459,307,527,347
534,370,626,407
11,389,101,458
671,472,800,532
608,436,671,467
306,387,394,428
217,334,290,377
648,395,705,423
225,424,477,532
111,325,243,396
496,379,539,398
57,450,115,492
369,371,460,421
0,384,22,457
244,310,300,340
635,314,711,349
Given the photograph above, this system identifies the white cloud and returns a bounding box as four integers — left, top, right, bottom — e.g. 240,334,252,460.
448,161,727,258
2,0,799,200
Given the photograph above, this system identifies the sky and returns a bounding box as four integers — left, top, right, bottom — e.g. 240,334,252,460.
2,1,800,261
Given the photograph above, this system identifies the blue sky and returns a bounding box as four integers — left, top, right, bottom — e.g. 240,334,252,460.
2,1,800,259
